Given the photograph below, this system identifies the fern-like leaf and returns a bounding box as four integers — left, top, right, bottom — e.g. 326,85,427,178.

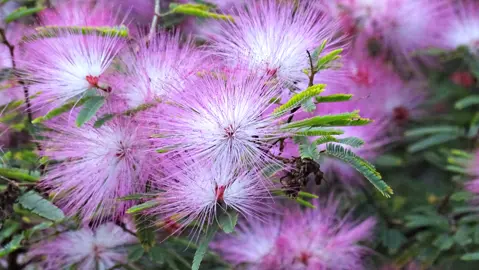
315,94,353,103
295,128,344,136
313,136,338,145
455,95,479,110
299,141,320,161
338,137,365,148
325,144,393,197
273,84,325,116
284,111,360,129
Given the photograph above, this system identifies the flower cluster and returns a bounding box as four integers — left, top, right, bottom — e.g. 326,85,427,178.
212,198,376,270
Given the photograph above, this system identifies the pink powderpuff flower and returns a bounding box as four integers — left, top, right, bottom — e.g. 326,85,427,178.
364,0,451,60
150,160,272,237
151,69,289,170
212,198,376,270
116,32,206,109
211,0,341,85
39,114,153,223
29,223,136,270
211,215,282,269
443,0,479,53
40,0,121,27
339,55,426,125
466,150,479,197
324,0,451,60
22,31,125,111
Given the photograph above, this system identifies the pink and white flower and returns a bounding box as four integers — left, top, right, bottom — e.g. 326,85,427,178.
323,0,451,59
117,32,205,109
212,0,341,85
39,115,153,223
151,69,288,170
30,223,136,270
23,31,125,110
443,0,479,53
213,198,376,270
150,161,271,236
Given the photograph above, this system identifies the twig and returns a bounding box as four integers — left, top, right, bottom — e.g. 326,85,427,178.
7,249,25,270
0,28,42,152
0,29,34,123
437,192,453,214
306,50,316,87
268,51,318,152
117,221,137,237
148,0,161,42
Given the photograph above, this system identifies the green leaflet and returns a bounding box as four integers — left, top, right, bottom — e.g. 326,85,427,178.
411,47,447,56
404,214,449,230
273,84,325,116
468,111,479,138
128,245,145,262
299,140,320,161
301,99,316,112
133,215,156,252
32,97,91,124
311,39,328,61
298,191,319,199
316,49,343,71
118,193,158,201
166,3,233,21
433,234,455,251
126,200,159,214
76,96,106,127
192,224,218,270
93,114,115,128
217,210,238,234
23,222,53,239
295,128,344,136
0,234,24,257
325,143,393,197
315,94,353,103
0,99,24,114
313,136,338,145
455,95,479,109
325,118,372,126
284,110,360,129
0,167,39,182
18,191,65,222
94,103,157,128
405,126,465,137
0,221,20,243
338,137,365,148
296,198,316,208
407,133,461,153
461,252,479,261
375,154,403,167
24,25,129,41
381,229,407,254
4,6,44,23
314,136,364,147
